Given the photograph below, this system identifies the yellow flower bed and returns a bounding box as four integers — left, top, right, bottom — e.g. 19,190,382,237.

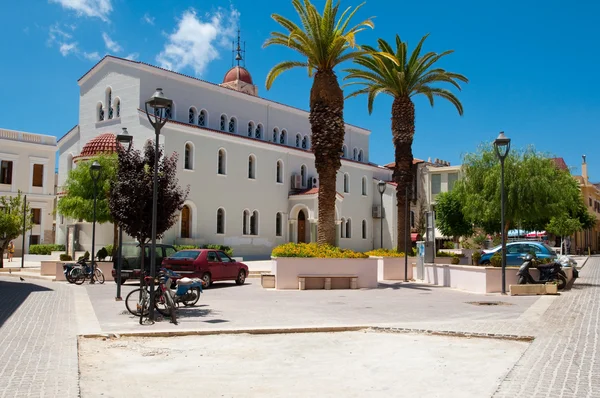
364,249,405,257
271,243,368,259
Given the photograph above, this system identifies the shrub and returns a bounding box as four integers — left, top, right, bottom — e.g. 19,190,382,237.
490,252,502,267
272,243,368,259
78,251,90,261
443,241,455,249
104,244,114,256
173,244,234,257
59,253,72,261
451,255,460,264
96,247,108,261
472,251,482,265
436,250,464,258
364,249,405,257
29,244,66,255
174,245,199,251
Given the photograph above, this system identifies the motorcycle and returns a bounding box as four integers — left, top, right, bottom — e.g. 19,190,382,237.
517,254,568,290
556,255,579,279
159,268,204,307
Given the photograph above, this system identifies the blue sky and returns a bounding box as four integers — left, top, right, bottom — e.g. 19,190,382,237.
1,0,599,179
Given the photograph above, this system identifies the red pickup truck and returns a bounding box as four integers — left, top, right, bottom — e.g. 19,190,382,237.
161,249,248,287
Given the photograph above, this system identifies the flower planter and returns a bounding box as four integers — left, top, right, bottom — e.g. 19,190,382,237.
40,261,61,276
272,257,378,290
545,283,558,295
261,274,275,289
434,257,469,265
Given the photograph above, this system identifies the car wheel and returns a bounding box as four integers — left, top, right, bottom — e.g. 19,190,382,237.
202,273,212,287
236,270,246,285
480,261,491,265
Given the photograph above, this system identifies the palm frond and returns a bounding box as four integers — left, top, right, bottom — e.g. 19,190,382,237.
265,61,309,89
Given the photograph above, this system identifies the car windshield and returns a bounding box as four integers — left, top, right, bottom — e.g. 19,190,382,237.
121,245,141,257
169,250,199,260
541,243,556,254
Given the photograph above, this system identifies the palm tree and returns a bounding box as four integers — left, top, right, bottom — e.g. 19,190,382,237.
264,0,373,246
345,34,468,251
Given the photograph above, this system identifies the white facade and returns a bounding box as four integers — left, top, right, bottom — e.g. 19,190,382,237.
56,56,398,259
0,128,57,255
423,164,463,210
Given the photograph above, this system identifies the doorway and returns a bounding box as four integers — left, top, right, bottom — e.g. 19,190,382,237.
298,210,307,243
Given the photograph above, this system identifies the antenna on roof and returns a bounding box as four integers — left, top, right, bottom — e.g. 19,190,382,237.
232,28,245,67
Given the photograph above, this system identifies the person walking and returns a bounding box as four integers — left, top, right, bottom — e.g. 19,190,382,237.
7,241,14,262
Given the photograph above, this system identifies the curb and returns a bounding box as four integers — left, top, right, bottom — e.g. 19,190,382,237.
0,272,55,282
371,326,535,342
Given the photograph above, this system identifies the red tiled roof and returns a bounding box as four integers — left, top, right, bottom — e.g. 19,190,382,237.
289,187,344,198
384,158,425,169
78,133,121,158
223,66,253,84
372,177,397,186
551,157,569,171
79,55,370,132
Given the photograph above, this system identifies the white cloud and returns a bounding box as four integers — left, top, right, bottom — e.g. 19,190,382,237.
48,23,72,43
49,0,112,22
156,7,239,76
142,13,155,25
59,42,78,56
125,52,139,61
83,51,101,61
102,32,122,53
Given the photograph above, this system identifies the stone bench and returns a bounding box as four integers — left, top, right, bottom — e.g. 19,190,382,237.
298,274,358,290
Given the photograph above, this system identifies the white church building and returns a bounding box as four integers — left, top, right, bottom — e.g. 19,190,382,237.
56,54,404,259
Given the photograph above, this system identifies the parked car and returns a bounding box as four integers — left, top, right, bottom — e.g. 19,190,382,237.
112,243,177,284
478,241,557,266
161,249,248,287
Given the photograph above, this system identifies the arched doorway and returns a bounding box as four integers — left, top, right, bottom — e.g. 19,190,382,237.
181,205,190,238
298,210,307,243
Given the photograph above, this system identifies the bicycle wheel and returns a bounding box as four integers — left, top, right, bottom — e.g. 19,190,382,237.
94,269,105,284
153,290,171,316
74,271,87,285
125,288,150,316
69,267,82,283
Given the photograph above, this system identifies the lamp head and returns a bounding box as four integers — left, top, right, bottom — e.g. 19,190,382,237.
90,160,102,181
116,127,133,151
493,131,511,160
145,88,172,110
377,180,387,194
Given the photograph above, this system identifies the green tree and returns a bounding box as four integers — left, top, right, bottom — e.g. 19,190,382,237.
435,190,473,242
344,34,467,251
264,0,374,245
545,214,582,255
457,144,583,236
57,154,118,255
0,192,32,268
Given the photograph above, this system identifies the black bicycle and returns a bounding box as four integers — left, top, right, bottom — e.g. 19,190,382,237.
71,259,105,285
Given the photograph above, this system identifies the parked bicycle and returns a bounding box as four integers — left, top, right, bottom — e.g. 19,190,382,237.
70,259,105,285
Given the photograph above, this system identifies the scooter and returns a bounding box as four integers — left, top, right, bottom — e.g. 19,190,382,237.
556,255,579,279
517,254,568,290
160,268,204,307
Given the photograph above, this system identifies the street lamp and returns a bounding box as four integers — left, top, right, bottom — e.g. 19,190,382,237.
404,184,410,282
494,131,511,294
144,88,172,321
115,127,133,301
377,180,387,249
89,160,102,284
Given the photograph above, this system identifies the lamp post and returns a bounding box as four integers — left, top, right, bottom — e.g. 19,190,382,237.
404,184,409,282
494,131,511,294
89,160,103,284
115,127,133,301
144,88,172,321
21,194,26,268
377,180,387,249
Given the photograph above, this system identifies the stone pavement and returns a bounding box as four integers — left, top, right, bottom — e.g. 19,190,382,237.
493,256,600,398
0,277,79,398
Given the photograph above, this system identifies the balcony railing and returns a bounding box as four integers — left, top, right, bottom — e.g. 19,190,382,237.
0,129,56,146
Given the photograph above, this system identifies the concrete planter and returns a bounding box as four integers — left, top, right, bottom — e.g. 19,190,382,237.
545,282,558,294
272,257,378,290
370,257,415,280
41,261,61,276
434,257,469,265
261,274,275,288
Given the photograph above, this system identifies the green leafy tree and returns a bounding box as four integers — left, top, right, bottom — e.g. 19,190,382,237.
0,192,32,268
545,214,583,255
264,0,374,246
344,34,467,251
457,144,583,236
57,154,118,254
435,190,473,242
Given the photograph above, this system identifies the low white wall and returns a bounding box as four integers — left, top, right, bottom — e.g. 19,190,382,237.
424,263,488,293
374,257,415,280
273,257,378,290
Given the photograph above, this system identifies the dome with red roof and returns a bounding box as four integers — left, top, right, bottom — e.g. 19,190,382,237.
223,66,253,85
79,133,121,158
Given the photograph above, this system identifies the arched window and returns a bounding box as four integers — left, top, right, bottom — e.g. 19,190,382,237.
216,208,225,234
106,88,113,119
276,160,283,183
114,97,121,118
255,124,263,139
198,109,207,127
362,220,367,239
340,218,346,238
272,128,279,143
343,173,349,193
280,130,287,145
276,212,283,237
250,210,259,235
300,165,307,188
184,143,193,170
217,149,226,175
248,155,256,179
243,209,250,235
97,102,104,121
295,134,301,147
189,107,197,124
342,145,347,158
362,176,367,196
358,149,363,162
302,135,309,149
220,115,227,131
353,148,357,160
346,219,352,239
410,211,415,229
247,121,254,137
181,205,190,238
228,117,237,133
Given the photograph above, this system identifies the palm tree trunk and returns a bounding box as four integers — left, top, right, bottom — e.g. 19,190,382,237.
391,96,415,252
310,70,344,246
